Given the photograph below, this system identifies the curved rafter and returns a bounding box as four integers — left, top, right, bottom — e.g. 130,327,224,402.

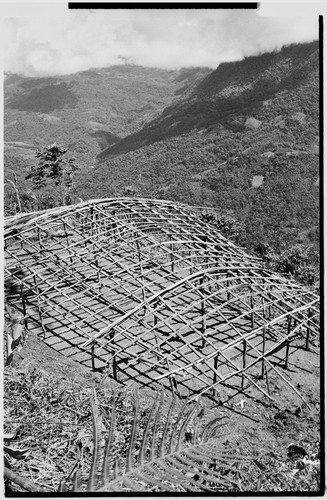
4,198,320,404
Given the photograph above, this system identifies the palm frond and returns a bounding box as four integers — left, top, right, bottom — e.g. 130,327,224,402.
70,391,246,493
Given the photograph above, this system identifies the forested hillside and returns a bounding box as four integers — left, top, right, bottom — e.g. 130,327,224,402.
4,65,211,168
76,42,319,256
4,41,319,275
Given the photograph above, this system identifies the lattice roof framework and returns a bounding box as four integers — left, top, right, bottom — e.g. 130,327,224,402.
4,198,320,404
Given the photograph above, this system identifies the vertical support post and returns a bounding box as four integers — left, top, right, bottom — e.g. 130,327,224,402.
110,329,117,380
200,276,206,349
170,237,175,273
91,341,95,372
167,360,178,397
241,340,247,389
250,285,254,328
213,354,219,393
227,272,231,301
37,226,43,249
112,210,117,243
33,276,46,337
305,309,312,351
153,299,161,363
265,366,272,406
136,239,146,315
261,281,266,319
20,282,28,330
261,326,266,379
94,258,102,288
63,221,74,266
204,235,208,270
268,285,272,319
285,340,290,370
91,205,97,240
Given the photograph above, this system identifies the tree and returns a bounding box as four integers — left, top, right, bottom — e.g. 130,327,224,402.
200,211,245,245
26,144,79,208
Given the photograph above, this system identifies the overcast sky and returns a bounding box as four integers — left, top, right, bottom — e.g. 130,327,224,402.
3,3,319,77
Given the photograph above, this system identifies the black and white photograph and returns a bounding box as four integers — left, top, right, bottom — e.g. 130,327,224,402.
2,1,323,495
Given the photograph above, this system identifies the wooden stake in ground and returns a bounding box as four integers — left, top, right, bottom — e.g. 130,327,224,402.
200,276,206,349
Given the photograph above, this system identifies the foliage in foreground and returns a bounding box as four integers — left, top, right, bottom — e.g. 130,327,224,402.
4,368,247,493
59,391,245,493
4,364,321,494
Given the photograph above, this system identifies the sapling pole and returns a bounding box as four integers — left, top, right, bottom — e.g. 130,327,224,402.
268,285,272,319
250,285,254,328
242,340,247,389
6,175,22,213
285,340,290,370
136,239,146,315
227,271,231,301
20,282,28,330
213,354,219,392
63,221,74,266
305,309,312,350
265,366,272,406
110,329,117,380
261,326,266,379
153,300,161,362
91,341,95,372
33,276,46,337
170,236,175,273
200,276,206,349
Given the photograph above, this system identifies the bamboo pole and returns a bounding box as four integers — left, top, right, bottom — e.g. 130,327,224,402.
20,282,28,330
170,236,175,273
285,340,290,370
261,326,266,379
33,276,46,337
212,354,219,395
200,276,206,349
265,366,272,406
305,308,312,350
110,329,117,380
63,221,74,266
241,340,247,389
250,285,254,328
91,341,95,372
136,239,146,315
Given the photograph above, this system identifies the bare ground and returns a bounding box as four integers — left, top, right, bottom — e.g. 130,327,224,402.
3,328,322,494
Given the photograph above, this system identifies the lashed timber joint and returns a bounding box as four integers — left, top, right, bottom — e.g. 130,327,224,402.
4,198,320,406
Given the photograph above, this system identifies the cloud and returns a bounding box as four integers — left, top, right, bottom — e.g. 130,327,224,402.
3,7,319,76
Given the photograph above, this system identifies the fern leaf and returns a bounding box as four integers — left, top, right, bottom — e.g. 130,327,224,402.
168,400,189,454
101,395,116,483
72,470,81,492
87,396,101,491
122,475,143,491
71,391,246,493
138,390,160,466
150,390,163,461
158,396,177,457
125,389,139,473
175,403,199,452
133,468,174,491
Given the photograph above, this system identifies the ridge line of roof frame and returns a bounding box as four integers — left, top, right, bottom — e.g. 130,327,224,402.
93,283,318,360
81,262,308,349
3,197,216,232
154,298,319,384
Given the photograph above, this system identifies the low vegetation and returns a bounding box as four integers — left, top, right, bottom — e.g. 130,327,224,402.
3,41,321,493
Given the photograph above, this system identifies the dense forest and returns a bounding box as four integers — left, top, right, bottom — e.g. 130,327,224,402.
4,41,320,288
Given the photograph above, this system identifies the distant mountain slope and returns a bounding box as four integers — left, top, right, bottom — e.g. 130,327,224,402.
76,41,319,254
98,41,318,159
4,65,211,168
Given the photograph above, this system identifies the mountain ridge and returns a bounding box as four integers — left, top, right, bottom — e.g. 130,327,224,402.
98,41,318,160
